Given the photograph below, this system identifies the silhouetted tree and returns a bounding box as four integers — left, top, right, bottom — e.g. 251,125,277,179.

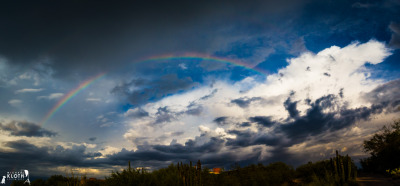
361,119,400,172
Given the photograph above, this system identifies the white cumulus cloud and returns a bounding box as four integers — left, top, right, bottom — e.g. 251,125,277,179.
121,40,392,160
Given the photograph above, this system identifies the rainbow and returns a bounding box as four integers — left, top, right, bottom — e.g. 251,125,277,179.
135,53,267,75
40,72,106,127
39,54,265,127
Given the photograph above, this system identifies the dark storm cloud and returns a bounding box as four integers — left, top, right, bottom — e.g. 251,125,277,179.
279,94,387,144
89,137,97,141
2,0,400,177
352,2,376,9
103,134,228,167
249,116,275,127
0,140,104,175
283,97,300,118
239,122,251,127
389,22,400,49
153,137,224,154
1,88,397,175
226,130,281,147
0,0,308,78
223,89,399,159
0,136,233,172
0,1,211,77
339,88,344,98
213,116,229,126
112,74,197,105
0,0,398,80
362,79,400,112
231,97,263,108
0,120,57,137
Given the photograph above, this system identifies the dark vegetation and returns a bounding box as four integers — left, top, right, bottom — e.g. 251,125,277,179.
12,119,400,185
12,152,357,186
360,119,400,176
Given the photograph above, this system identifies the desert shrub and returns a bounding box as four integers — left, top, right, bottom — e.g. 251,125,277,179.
104,167,153,186
296,151,357,186
46,175,68,185
361,119,400,173
386,167,400,179
215,162,295,186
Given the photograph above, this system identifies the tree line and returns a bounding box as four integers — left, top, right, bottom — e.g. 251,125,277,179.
12,119,400,185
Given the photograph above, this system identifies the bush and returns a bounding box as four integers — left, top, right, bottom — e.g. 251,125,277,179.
386,167,400,179
296,151,357,186
361,119,400,173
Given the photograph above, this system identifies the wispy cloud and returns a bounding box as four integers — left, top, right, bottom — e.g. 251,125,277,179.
8,99,22,107
37,93,64,100
86,98,101,102
15,88,43,94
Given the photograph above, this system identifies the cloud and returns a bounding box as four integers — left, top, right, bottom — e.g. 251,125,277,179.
213,116,229,126
184,105,203,116
86,98,101,102
0,0,399,178
0,120,57,137
231,97,263,108
286,36,309,56
249,116,276,127
37,93,64,100
252,40,392,112
15,88,43,94
0,90,397,176
352,2,376,8
389,22,400,49
112,74,198,105
0,38,395,177
279,94,386,145
0,0,310,78
116,40,395,169
124,107,149,118
283,97,299,118
226,129,281,147
8,99,22,107
362,79,400,112
154,107,176,124
0,140,104,175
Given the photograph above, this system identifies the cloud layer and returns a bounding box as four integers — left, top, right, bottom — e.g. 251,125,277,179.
0,120,57,137
0,0,400,179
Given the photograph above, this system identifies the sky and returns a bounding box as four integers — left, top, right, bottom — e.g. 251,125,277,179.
0,0,400,179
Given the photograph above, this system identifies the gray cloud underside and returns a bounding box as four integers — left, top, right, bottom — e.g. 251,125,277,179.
363,79,400,111
2,0,397,79
112,74,197,105
0,0,307,78
389,22,400,48
2,79,399,173
231,97,263,108
0,120,57,137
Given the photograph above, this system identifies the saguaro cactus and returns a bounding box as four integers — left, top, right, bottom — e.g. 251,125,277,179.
177,160,203,186
329,150,357,185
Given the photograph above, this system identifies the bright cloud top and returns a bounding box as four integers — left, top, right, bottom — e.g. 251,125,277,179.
122,40,392,161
